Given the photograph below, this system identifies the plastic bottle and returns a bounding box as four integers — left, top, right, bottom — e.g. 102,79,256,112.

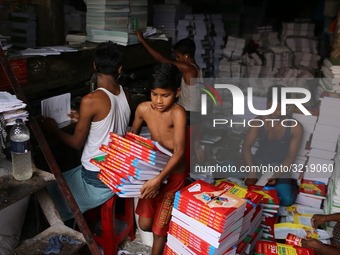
131,17,138,31
10,118,33,180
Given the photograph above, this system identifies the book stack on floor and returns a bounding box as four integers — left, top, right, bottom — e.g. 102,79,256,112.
295,179,327,209
86,0,129,36
153,4,184,42
294,95,340,208
248,185,280,242
166,180,247,255
90,29,138,45
292,113,318,177
10,12,36,49
90,132,172,197
324,140,340,218
223,36,246,61
176,18,193,41
320,58,340,92
216,181,264,255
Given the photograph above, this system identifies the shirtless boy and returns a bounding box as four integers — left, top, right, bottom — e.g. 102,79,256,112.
130,63,187,255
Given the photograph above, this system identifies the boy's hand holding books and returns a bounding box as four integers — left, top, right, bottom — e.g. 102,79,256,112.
140,177,161,199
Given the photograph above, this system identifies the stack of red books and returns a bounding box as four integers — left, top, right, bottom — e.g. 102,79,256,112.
248,185,280,242
216,181,265,255
166,180,247,255
91,132,172,197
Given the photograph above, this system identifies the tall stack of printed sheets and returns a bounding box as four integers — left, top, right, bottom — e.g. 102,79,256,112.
166,180,247,255
86,0,129,36
320,57,340,93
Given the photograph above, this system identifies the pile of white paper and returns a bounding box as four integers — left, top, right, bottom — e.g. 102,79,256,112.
0,92,28,126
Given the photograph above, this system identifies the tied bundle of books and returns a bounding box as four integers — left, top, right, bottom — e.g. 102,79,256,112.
90,132,172,197
255,241,315,255
166,180,247,255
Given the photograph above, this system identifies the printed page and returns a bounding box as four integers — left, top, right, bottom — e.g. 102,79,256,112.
41,93,71,128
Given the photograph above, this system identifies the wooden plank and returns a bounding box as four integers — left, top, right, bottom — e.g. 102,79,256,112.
0,168,55,210
12,224,86,255
1,0,45,5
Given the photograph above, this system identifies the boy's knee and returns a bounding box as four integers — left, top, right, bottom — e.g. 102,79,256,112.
276,181,297,206
139,224,152,232
138,218,152,232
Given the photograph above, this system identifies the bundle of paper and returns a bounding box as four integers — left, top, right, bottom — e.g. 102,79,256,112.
166,180,247,254
91,132,172,197
0,92,28,126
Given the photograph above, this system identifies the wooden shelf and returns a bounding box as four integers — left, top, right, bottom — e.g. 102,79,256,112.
0,167,55,210
1,0,45,5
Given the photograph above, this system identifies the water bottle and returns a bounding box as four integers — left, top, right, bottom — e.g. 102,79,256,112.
131,17,138,31
10,118,33,180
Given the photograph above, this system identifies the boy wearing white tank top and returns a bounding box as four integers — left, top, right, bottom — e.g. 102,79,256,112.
39,42,131,221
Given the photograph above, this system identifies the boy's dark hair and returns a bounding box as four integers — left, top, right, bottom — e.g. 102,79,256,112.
149,63,182,92
93,41,124,76
267,85,291,104
173,38,196,57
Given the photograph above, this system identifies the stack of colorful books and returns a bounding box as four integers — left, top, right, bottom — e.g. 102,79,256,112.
248,185,280,242
216,182,263,238
216,181,265,255
91,132,172,197
166,180,247,255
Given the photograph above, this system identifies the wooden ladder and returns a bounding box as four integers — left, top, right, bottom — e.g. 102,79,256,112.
0,46,101,255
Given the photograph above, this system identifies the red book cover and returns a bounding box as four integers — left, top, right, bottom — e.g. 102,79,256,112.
109,138,165,163
236,235,252,255
177,180,247,220
299,179,327,197
110,132,170,160
125,132,173,157
255,241,315,255
108,142,168,165
169,224,208,254
217,180,264,215
98,173,121,193
248,185,280,205
125,131,158,150
175,196,235,221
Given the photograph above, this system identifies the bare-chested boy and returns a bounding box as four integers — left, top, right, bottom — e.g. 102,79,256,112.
130,63,187,255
